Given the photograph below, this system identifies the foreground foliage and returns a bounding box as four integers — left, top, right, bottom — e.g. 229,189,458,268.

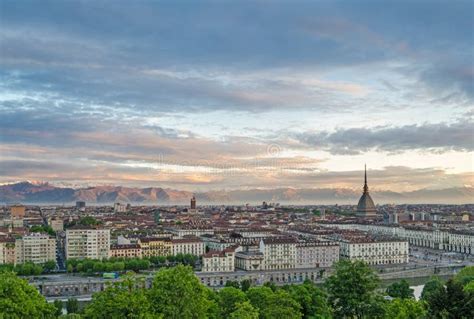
1,263,473,318
325,259,381,318
0,271,56,318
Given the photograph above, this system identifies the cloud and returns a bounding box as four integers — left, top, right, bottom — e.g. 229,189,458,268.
1,1,472,115
295,121,474,154
0,1,472,192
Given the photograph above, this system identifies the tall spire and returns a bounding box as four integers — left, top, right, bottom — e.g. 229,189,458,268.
363,164,369,194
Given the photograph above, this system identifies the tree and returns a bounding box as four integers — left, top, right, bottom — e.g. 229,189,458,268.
464,280,474,293
205,288,221,319
14,262,43,276
149,265,211,318
444,278,473,319
325,260,380,319
384,298,427,319
30,225,56,236
43,260,57,272
78,216,101,226
84,273,153,318
262,290,302,319
229,301,259,319
241,279,252,292
113,261,125,272
246,286,274,314
0,271,55,318
66,298,79,314
54,300,64,317
284,280,332,318
421,276,444,301
246,286,302,319
218,287,248,317
225,280,241,289
386,279,414,299
424,278,473,319
455,266,474,286
263,281,277,292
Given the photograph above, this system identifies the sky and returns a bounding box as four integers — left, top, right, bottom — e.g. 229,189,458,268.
0,0,473,192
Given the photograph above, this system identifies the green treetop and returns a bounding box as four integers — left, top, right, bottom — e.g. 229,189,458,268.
384,298,427,319
0,271,56,318
217,287,248,318
283,280,332,319
325,260,381,319
246,286,302,319
148,264,211,319
386,279,414,299
229,301,259,319
84,273,154,319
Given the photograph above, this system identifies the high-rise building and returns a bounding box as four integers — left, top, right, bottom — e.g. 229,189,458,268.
76,201,86,209
114,202,127,213
15,233,56,264
356,165,377,217
190,196,196,210
65,226,110,260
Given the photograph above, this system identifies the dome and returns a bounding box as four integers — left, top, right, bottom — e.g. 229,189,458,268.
357,192,376,214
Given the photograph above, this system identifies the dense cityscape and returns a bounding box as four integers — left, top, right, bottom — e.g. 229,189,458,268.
1,170,473,317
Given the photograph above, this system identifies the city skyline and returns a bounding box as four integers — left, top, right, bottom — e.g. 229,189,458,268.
1,1,473,193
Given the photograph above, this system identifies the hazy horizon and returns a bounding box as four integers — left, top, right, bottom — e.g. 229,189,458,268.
2,180,473,205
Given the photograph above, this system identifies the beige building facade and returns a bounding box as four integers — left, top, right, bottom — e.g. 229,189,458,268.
16,233,56,264
66,227,110,260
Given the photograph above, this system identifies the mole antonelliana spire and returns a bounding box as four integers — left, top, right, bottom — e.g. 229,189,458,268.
357,164,377,217
363,164,369,193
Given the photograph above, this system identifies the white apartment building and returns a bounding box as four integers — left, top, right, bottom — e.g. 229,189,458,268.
235,228,277,238
15,233,56,264
235,251,265,271
329,232,409,265
167,227,214,238
259,238,297,270
201,247,236,272
325,223,473,255
202,234,264,252
448,231,474,254
171,237,205,256
296,241,340,269
66,226,110,260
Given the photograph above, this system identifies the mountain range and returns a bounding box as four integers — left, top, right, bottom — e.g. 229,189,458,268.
0,182,472,205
